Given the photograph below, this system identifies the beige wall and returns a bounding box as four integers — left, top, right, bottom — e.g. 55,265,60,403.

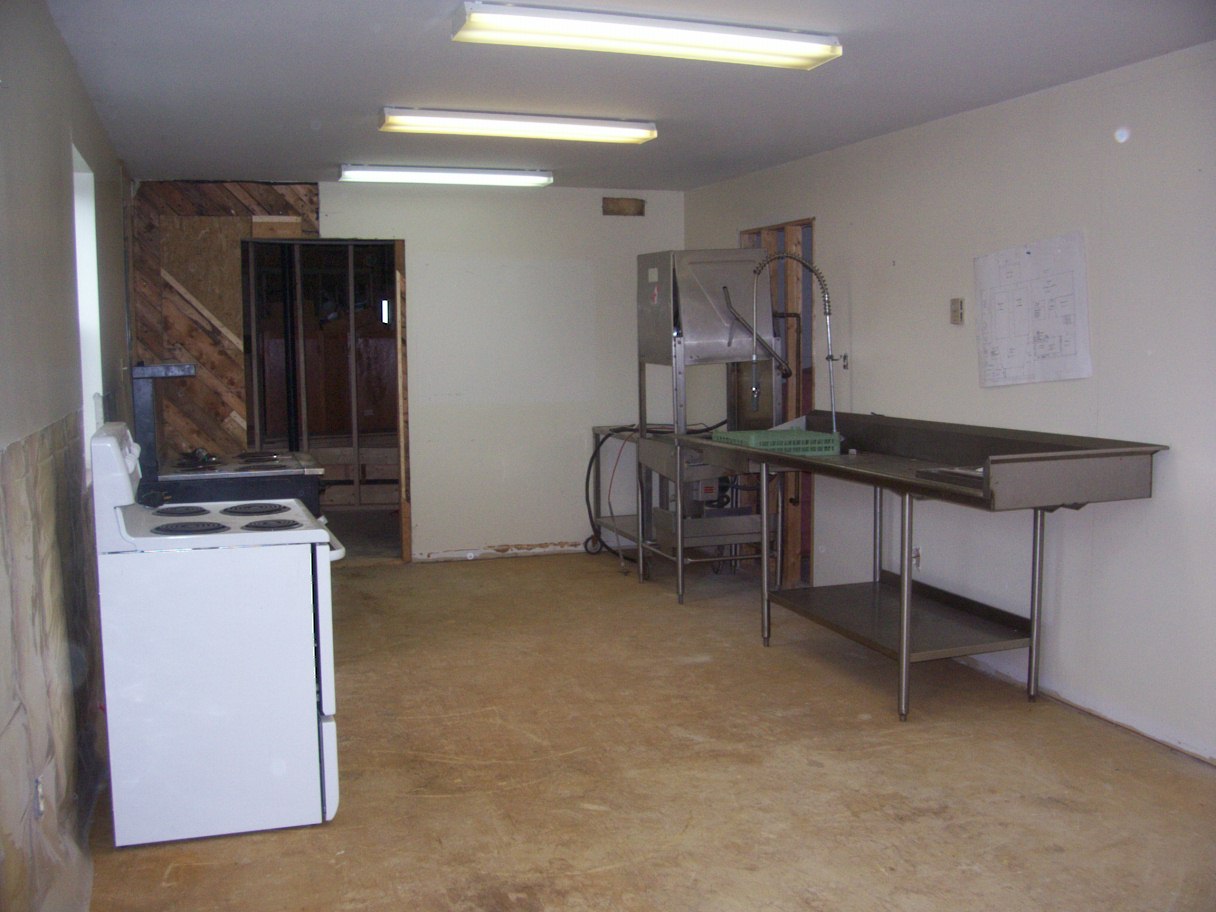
0,1,128,909
0,2,129,449
686,43,1216,759
319,184,684,558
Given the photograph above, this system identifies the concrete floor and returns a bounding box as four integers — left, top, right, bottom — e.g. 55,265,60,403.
90,554,1216,911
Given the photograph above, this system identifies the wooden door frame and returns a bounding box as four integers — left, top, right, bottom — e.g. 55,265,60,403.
242,238,412,561
394,240,411,561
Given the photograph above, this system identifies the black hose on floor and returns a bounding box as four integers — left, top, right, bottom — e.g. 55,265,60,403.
583,420,729,560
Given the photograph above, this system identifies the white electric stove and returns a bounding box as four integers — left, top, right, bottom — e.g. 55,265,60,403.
91,422,345,846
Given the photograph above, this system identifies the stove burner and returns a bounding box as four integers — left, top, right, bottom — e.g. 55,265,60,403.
154,505,210,517
151,521,228,536
243,519,302,531
221,502,290,516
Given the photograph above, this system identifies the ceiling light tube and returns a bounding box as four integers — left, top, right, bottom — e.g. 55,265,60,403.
381,107,657,144
453,2,842,70
340,164,554,187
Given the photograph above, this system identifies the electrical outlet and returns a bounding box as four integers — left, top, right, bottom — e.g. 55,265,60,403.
950,298,965,325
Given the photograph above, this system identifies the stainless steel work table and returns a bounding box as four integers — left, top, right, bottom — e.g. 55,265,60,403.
678,411,1167,720
593,426,778,591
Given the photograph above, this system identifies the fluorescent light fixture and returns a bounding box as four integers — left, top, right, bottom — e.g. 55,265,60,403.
380,107,657,144
452,2,842,70
340,164,554,187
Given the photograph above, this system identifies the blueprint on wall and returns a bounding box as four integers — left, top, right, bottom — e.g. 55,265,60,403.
973,231,1092,387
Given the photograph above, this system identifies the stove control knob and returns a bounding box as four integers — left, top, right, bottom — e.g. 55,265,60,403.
124,440,141,475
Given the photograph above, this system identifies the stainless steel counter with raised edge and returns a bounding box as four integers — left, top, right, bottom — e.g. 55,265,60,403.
682,410,1166,510
810,410,1165,510
677,411,1168,720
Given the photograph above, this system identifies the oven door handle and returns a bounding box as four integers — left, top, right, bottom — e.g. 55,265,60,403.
326,528,347,562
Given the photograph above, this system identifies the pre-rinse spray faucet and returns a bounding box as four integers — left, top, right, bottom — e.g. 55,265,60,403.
751,252,839,435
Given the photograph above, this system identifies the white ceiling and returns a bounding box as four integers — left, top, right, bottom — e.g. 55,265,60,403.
47,0,1216,191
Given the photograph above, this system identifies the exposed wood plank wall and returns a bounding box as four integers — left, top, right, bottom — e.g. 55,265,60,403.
130,181,319,457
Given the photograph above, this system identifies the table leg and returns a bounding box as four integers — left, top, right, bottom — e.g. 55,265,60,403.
1028,508,1046,700
898,492,913,721
636,469,646,582
761,462,772,646
675,441,685,604
873,486,883,583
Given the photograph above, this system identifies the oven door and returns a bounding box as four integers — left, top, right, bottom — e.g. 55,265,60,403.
99,542,326,845
315,532,344,820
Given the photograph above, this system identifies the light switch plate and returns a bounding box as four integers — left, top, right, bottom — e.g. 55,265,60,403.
950,297,965,325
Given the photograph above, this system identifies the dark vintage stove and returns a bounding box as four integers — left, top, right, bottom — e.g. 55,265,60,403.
137,449,324,516
130,362,325,516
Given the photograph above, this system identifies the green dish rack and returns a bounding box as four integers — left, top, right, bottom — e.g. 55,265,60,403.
711,428,841,456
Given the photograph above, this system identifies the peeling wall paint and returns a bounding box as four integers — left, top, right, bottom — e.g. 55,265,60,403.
422,543,585,562
0,415,101,912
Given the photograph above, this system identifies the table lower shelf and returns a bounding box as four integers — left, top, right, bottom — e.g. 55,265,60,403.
595,513,765,569
594,513,638,545
769,574,1030,662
